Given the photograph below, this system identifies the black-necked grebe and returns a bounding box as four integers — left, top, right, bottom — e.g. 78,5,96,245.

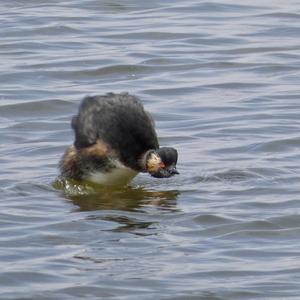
59,92,179,185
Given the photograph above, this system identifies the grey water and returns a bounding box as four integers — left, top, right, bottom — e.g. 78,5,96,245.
1,0,300,299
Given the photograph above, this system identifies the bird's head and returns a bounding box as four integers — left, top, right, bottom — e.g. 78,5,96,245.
145,147,179,178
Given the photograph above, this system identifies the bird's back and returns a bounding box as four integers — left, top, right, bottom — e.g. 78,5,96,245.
72,93,159,171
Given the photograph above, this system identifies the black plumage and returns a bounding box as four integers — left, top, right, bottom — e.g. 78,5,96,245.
72,93,158,171
60,92,178,183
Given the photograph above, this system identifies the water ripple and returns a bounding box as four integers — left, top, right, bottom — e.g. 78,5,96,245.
1,0,300,299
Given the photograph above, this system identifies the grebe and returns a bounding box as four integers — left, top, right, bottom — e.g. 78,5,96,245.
59,93,178,185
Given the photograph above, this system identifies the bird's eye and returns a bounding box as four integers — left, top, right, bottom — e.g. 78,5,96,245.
159,162,165,168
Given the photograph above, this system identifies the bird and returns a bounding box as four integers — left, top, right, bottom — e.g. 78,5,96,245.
59,92,179,185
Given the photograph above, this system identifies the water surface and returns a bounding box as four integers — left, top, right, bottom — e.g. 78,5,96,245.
1,0,300,299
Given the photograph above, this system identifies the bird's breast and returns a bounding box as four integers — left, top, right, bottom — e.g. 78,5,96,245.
85,160,138,185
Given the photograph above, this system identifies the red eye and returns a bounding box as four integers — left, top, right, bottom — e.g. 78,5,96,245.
159,162,165,168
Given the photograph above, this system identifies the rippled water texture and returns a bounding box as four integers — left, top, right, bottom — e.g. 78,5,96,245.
1,0,300,299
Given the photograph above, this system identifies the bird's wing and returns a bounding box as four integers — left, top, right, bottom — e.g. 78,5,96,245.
72,94,159,170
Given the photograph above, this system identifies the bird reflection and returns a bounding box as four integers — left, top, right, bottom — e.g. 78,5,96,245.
54,178,179,212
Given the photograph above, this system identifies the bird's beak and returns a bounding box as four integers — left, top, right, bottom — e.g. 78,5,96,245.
168,166,179,175
150,164,179,178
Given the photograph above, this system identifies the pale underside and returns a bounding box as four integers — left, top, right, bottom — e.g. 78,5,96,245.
85,160,138,185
